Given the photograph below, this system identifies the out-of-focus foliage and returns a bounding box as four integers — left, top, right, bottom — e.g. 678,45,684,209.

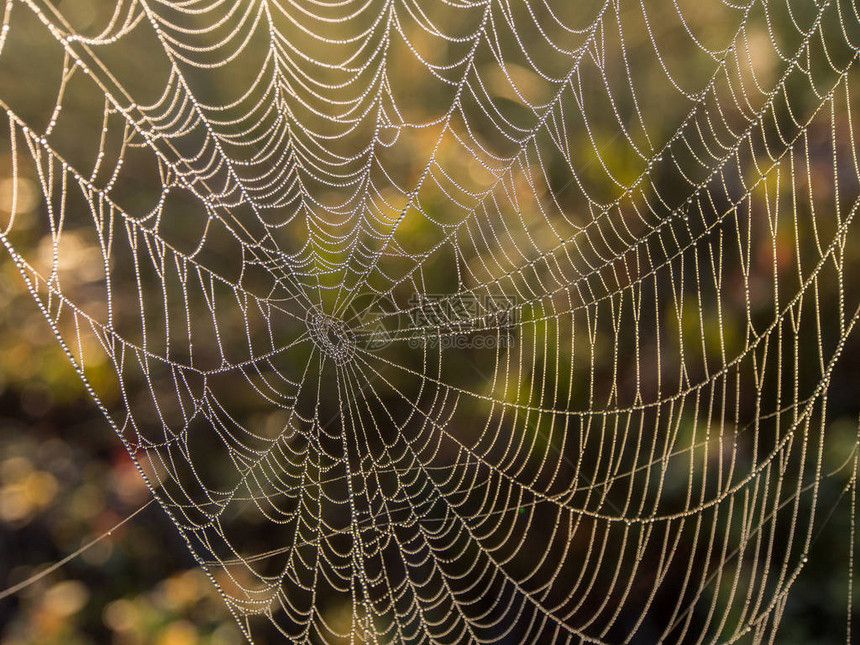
0,416,244,643
0,0,858,643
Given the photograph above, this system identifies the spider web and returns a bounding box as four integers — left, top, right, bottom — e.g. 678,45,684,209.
0,0,859,642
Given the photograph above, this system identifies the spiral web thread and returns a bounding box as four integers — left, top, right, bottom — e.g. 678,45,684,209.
0,0,859,642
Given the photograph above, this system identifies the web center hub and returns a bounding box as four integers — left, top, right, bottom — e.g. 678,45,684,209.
306,308,356,366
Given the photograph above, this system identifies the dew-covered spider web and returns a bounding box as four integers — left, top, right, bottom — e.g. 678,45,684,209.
0,0,859,642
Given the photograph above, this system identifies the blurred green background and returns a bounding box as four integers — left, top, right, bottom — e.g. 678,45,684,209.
0,0,858,643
